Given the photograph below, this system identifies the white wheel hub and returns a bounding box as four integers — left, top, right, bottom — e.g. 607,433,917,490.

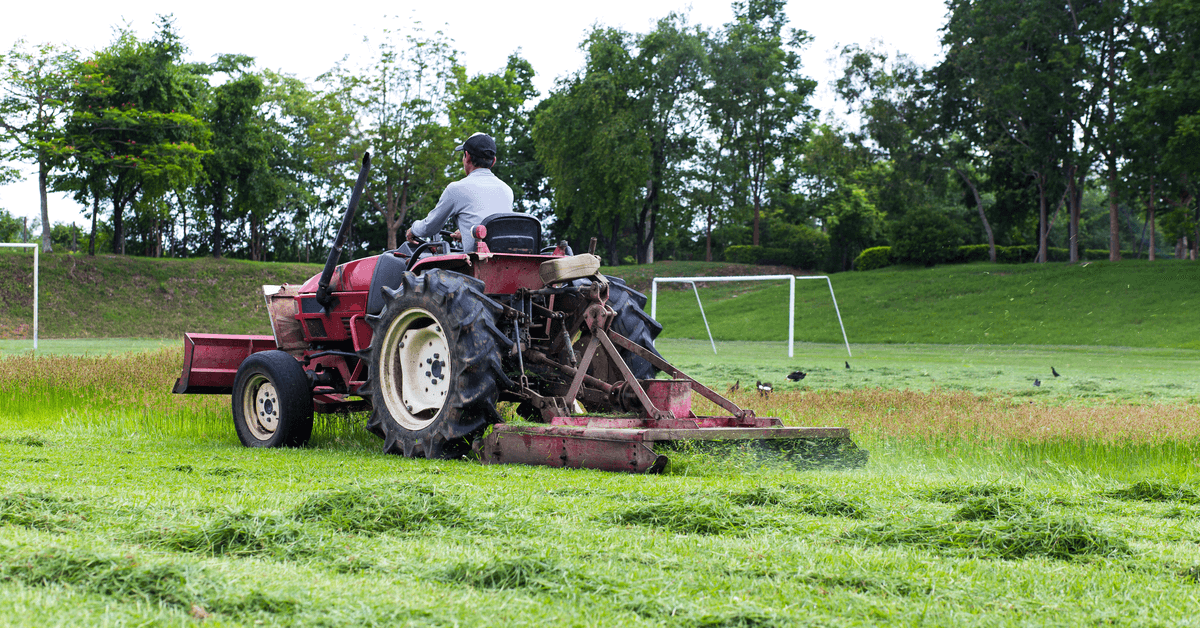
243,374,280,440
380,308,452,430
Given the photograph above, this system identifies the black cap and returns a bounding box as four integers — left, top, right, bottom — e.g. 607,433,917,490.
455,132,497,160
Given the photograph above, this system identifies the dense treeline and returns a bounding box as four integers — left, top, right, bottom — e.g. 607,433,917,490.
0,0,1196,269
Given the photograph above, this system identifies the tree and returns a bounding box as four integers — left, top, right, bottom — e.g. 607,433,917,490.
534,47,648,264
837,43,998,262
450,53,543,215
1124,0,1200,259
326,23,457,252
260,69,353,262
706,0,815,246
52,17,209,256
196,55,273,259
0,41,77,252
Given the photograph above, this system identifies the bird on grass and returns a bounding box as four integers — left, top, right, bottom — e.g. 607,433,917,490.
1034,378,1041,387
845,361,851,370
1051,366,1060,377
728,380,740,394
787,371,807,381
756,381,773,398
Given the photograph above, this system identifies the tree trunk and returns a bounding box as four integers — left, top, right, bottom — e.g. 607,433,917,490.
112,195,125,256
1037,176,1048,264
953,167,995,262
38,160,52,253
705,205,712,263
88,192,98,256
1108,159,1120,262
1106,28,1120,263
212,187,225,258
752,195,761,247
1068,167,1080,263
1148,180,1156,261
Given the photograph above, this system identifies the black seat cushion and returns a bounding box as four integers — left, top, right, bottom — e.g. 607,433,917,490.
480,213,541,254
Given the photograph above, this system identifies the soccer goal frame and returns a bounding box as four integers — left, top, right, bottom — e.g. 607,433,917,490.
649,275,849,358
0,243,38,351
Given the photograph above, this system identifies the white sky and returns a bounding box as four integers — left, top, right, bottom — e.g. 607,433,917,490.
0,0,948,227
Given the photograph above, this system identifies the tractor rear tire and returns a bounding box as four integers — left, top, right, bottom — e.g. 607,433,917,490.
606,276,664,380
364,269,513,459
232,350,314,448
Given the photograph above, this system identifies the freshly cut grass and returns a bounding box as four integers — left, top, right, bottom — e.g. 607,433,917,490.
0,435,45,447
292,483,467,533
607,496,750,536
727,486,869,519
0,491,91,531
795,572,930,597
146,511,315,558
437,554,579,592
846,516,1129,560
1105,480,1200,504
951,496,1047,521
923,483,1025,503
0,542,304,621
0,544,197,607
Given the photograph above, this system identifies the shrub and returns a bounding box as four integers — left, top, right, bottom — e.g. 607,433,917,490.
724,227,829,270
853,246,893,271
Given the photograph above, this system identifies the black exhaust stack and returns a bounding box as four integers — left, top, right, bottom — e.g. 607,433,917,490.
315,152,371,308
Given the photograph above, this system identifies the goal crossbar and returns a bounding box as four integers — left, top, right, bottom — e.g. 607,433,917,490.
649,275,850,358
0,243,38,351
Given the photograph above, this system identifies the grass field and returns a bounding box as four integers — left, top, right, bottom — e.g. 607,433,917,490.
3,254,1199,625
1,341,1199,626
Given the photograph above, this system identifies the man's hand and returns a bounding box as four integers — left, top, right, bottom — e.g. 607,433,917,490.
450,230,462,242
405,228,420,245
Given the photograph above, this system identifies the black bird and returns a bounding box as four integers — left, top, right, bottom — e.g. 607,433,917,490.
787,371,807,381
728,380,740,394
1034,378,1041,387
756,381,773,398
845,361,851,370
1051,366,1060,377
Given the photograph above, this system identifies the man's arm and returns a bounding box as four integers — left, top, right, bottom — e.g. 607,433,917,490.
408,184,459,242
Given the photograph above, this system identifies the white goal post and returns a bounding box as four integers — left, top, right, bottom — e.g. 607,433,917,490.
0,243,38,351
649,275,849,358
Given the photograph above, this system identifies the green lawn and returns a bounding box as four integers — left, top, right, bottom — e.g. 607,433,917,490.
3,255,1200,625
657,339,1200,404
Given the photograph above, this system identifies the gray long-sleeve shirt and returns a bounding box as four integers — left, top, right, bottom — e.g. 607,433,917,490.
411,168,514,252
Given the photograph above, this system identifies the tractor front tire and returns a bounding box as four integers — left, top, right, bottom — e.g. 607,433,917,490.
232,350,314,448
606,276,664,380
364,269,513,459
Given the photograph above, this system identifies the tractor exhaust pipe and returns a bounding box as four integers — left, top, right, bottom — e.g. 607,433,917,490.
316,152,372,308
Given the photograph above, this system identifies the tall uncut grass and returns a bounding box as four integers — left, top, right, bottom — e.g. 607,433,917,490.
0,348,373,449
4,346,1197,478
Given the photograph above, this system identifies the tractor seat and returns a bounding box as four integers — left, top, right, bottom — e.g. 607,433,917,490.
479,213,541,254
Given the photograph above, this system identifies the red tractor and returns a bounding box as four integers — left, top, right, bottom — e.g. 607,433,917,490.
173,155,864,472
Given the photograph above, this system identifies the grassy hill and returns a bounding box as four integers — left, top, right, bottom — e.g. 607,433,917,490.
1,251,1197,349
0,252,322,339
650,259,1200,349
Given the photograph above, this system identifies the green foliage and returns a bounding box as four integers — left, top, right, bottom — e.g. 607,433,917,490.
50,18,210,256
723,242,825,270
0,208,23,242
827,184,885,270
706,0,815,246
449,54,541,215
889,206,965,266
852,246,892,271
